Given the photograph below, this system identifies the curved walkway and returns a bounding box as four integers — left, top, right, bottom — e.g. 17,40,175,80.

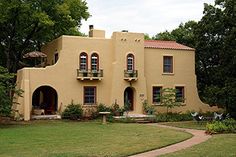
129,124,211,157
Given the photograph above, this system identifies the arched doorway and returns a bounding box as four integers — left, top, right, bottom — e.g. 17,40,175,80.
124,87,134,111
32,86,58,115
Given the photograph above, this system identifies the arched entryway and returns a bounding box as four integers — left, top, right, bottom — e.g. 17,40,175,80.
124,87,134,111
32,86,58,115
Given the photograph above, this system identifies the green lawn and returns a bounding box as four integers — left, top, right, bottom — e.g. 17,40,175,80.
0,120,191,157
161,134,236,157
160,121,207,130
159,121,236,157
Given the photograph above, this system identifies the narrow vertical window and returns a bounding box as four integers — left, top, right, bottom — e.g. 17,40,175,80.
127,54,134,71
54,53,58,63
80,52,88,71
91,53,99,71
153,86,162,104
84,86,96,104
176,86,185,102
163,56,173,73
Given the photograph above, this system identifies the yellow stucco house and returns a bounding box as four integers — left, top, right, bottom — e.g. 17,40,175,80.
15,27,217,120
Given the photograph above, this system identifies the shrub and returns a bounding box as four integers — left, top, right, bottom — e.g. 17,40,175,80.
156,112,192,122
142,100,156,115
62,101,83,120
0,66,23,117
97,103,111,112
206,118,236,134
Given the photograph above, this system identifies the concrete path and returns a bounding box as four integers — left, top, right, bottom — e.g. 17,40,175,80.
129,124,211,157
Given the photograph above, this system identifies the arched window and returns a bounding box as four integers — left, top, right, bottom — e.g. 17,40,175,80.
127,53,134,71
80,52,88,70
91,53,99,71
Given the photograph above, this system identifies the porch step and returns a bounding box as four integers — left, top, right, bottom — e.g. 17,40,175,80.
31,115,61,120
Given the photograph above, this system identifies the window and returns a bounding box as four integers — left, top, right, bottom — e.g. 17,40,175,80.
84,86,96,104
163,56,173,73
153,86,162,104
91,53,99,71
80,52,88,70
54,53,58,63
127,54,134,71
175,87,185,102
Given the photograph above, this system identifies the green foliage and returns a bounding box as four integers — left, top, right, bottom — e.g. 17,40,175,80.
111,103,124,116
97,103,111,112
144,33,151,40
156,113,192,122
96,103,114,122
0,0,90,72
160,88,182,113
61,101,83,120
0,66,22,117
194,0,236,116
206,118,236,134
152,21,197,48
142,100,156,115
153,0,236,117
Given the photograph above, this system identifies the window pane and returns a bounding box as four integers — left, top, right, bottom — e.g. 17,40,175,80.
153,87,162,103
91,54,99,70
84,87,96,104
80,54,87,70
163,56,173,73
127,54,134,71
176,87,184,102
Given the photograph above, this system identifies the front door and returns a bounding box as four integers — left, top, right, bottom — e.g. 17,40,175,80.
124,87,134,111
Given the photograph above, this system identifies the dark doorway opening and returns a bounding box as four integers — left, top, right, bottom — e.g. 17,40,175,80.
124,87,134,111
32,86,58,115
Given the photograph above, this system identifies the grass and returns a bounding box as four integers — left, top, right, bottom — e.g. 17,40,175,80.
159,121,236,157
160,121,207,130
161,134,236,157
0,120,191,157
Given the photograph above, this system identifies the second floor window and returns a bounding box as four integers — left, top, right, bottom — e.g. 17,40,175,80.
127,54,134,71
80,52,87,70
91,53,99,71
163,56,173,73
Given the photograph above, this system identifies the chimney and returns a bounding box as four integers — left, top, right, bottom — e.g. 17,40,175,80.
122,30,128,32
88,25,105,38
89,25,94,30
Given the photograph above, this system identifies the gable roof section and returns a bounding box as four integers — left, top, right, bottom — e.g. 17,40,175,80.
144,40,194,50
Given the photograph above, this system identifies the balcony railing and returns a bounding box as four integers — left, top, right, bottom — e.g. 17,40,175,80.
124,70,138,81
77,69,103,80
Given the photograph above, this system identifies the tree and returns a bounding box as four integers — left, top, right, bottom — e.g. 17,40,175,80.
194,0,236,117
0,66,22,117
160,88,182,114
144,33,151,40
152,30,176,41
152,0,236,117
152,21,197,48
0,0,90,72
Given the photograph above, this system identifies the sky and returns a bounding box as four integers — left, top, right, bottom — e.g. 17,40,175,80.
80,0,215,38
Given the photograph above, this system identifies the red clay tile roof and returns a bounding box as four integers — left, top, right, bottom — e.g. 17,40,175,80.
144,40,194,50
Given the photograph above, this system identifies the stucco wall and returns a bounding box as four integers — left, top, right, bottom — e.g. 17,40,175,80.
15,31,218,120
144,48,218,113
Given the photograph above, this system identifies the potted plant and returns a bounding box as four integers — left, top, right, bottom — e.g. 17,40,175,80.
112,103,120,116
118,107,125,116
92,70,98,77
82,70,88,77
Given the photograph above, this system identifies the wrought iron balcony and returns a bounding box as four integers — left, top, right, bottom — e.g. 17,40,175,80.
124,70,138,81
77,69,103,80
